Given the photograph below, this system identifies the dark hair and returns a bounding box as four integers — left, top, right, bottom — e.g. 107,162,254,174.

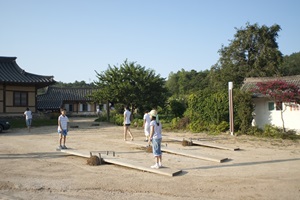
151,115,160,126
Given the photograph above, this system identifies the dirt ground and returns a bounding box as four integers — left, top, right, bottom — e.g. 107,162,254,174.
0,117,299,200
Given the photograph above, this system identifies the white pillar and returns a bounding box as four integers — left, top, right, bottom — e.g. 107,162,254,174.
228,82,234,136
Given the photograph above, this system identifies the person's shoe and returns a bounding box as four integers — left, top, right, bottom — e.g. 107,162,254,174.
62,145,67,149
150,163,159,169
57,145,62,150
158,162,162,168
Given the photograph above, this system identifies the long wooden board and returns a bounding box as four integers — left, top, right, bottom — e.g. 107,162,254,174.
59,149,182,177
127,141,228,163
165,136,240,151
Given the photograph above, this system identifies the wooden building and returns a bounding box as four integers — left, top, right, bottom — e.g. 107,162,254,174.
37,86,98,115
0,56,56,114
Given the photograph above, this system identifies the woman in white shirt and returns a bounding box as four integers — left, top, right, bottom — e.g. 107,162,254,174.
123,106,134,141
147,109,162,169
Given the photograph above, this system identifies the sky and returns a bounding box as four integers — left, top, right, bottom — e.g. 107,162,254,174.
1,0,300,83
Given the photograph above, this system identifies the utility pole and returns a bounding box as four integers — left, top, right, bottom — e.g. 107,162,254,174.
228,82,234,136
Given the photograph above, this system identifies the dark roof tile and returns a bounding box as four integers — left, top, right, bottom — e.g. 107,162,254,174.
241,75,300,92
0,56,56,87
37,86,97,110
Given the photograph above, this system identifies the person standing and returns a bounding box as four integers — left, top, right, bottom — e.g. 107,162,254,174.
58,108,69,149
148,109,163,169
24,108,32,132
123,106,134,141
142,110,151,142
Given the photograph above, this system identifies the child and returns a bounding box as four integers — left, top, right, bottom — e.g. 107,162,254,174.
148,109,162,169
142,110,151,142
123,106,134,141
58,108,69,149
24,107,32,132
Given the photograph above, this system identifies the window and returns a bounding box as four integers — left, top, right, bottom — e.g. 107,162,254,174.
82,103,87,111
275,102,283,110
268,102,274,111
268,101,282,111
69,104,73,112
14,92,28,106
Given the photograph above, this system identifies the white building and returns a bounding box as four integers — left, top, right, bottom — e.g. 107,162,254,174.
241,75,300,133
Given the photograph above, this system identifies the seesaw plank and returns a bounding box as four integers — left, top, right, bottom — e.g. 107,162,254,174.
59,149,182,177
127,141,228,163
166,136,240,151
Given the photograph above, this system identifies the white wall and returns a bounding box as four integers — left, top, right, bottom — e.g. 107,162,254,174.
253,98,300,132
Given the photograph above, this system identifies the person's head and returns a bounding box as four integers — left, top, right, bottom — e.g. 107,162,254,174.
26,107,29,111
61,108,67,115
149,109,159,125
124,106,130,111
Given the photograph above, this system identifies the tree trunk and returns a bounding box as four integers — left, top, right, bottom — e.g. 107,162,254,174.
106,101,110,122
280,109,286,133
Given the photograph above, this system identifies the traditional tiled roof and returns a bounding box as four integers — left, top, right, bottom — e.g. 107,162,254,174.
241,75,300,97
0,56,56,87
37,86,97,110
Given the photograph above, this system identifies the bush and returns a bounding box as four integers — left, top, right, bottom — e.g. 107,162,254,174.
132,118,143,127
188,120,207,133
216,121,229,132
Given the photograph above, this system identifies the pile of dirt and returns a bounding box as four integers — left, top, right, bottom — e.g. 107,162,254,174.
87,155,102,166
182,139,193,146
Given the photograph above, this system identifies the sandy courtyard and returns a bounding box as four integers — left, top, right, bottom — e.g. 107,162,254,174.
0,117,299,200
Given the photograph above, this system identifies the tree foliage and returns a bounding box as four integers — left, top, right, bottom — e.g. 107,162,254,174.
210,22,283,89
252,80,300,104
92,60,168,112
54,80,95,88
279,51,300,76
166,69,210,97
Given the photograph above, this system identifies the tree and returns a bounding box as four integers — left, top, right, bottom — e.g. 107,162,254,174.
252,80,300,132
169,99,186,118
279,52,300,76
92,60,168,114
166,69,210,96
210,22,283,89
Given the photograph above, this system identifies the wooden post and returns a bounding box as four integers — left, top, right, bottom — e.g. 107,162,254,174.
228,82,234,136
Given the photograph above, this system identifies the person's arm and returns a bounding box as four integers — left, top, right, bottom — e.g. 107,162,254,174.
148,125,154,145
123,113,126,125
58,117,62,131
143,116,146,128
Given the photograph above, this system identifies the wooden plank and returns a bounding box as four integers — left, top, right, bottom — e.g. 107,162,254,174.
59,149,182,177
127,141,228,163
165,136,240,151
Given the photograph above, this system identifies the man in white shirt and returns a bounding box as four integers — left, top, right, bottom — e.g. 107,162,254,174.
24,108,32,132
58,108,69,149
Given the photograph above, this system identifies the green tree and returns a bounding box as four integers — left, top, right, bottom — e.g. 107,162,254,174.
169,99,186,118
166,69,210,96
210,22,283,89
92,60,168,114
279,52,300,76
